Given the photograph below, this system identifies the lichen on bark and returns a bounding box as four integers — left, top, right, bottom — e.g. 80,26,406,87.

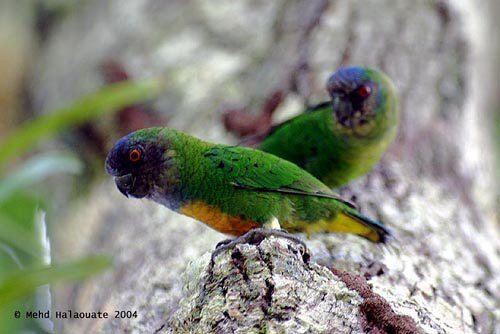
167,237,366,333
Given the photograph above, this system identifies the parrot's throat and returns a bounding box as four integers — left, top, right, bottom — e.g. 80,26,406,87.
147,160,183,211
332,93,379,138
334,97,376,128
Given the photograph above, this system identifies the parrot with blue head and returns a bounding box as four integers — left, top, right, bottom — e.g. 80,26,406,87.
257,66,399,188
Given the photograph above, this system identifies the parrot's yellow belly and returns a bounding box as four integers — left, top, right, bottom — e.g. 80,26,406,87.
180,201,260,236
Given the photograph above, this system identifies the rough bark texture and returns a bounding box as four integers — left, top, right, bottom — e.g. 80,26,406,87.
32,0,499,333
167,238,367,333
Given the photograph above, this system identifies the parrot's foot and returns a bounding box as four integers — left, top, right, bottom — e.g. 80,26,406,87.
214,238,233,249
211,228,309,264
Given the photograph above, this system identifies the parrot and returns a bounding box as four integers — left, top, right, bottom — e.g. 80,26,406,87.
257,66,399,188
105,127,390,245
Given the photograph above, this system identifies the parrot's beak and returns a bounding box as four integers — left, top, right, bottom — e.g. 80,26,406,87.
114,173,133,198
114,173,148,199
331,95,342,112
331,93,354,127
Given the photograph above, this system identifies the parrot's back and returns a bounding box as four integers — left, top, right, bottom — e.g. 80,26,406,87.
259,104,342,184
259,103,396,188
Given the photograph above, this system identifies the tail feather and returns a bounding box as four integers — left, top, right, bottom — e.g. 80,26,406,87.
329,210,391,243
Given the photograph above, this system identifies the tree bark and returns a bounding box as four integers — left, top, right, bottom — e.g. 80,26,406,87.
32,0,499,333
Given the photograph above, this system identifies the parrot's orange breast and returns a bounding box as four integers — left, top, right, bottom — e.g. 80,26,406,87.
180,201,260,236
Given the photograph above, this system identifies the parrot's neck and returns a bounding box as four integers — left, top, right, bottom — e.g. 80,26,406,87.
149,188,182,211
147,162,183,210
148,131,211,212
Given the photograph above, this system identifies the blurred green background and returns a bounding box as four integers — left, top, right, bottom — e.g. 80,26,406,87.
0,2,166,331
0,56,163,333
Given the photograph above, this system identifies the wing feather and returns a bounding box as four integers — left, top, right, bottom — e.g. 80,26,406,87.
204,146,356,209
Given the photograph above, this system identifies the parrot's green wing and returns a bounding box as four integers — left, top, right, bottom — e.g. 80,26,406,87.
204,146,356,208
265,101,330,137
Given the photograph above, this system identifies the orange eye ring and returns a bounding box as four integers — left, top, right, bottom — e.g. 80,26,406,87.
129,148,142,162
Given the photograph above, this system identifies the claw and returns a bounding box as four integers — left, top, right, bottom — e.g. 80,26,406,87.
209,228,309,266
215,238,233,249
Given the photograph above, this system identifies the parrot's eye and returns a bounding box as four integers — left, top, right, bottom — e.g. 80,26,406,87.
355,84,371,99
129,148,142,163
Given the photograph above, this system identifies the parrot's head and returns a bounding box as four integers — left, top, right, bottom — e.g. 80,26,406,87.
105,127,178,200
326,66,398,138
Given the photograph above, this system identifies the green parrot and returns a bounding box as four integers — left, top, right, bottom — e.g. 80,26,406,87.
105,127,390,243
257,66,399,188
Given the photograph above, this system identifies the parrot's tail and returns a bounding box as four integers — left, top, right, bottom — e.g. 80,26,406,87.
327,209,391,243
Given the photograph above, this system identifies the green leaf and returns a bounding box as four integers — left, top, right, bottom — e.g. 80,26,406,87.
0,191,39,232
0,78,164,167
0,153,82,201
0,211,45,260
0,243,24,272
0,256,111,307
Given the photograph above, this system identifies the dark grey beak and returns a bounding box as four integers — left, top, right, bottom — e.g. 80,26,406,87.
330,93,354,127
114,173,134,198
331,94,342,111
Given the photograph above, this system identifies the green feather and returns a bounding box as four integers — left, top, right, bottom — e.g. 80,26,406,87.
204,146,355,208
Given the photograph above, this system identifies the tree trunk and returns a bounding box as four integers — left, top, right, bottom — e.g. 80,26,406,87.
33,0,498,333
